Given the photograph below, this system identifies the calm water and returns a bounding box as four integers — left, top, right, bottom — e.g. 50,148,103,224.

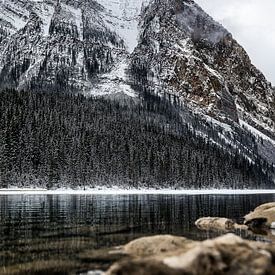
0,193,275,274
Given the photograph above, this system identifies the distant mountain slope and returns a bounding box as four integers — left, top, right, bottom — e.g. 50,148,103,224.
0,0,274,187
0,89,273,189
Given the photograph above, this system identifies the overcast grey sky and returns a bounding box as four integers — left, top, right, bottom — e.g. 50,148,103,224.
196,0,275,85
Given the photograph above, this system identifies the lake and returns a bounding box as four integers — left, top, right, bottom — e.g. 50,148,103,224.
0,193,275,274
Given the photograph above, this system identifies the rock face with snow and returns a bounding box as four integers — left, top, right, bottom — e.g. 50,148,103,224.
0,0,138,94
130,0,275,137
0,0,274,169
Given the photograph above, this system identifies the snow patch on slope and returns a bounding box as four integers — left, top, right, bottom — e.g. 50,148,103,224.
0,0,28,32
61,3,83,40
89,58,137,97
100,0,150,52
34,3,55,36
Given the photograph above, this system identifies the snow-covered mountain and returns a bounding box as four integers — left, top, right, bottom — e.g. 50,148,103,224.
0,0,274,170
0,0,139,94
130,0,275,167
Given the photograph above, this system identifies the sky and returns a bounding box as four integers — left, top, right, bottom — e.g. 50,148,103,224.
196,0,275,85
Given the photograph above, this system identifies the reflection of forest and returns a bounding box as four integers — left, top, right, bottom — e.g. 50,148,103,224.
0,194,274,274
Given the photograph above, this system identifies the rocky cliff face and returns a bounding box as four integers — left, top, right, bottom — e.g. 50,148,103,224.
0,0,130,93
0,0,274,167
130,0,275,137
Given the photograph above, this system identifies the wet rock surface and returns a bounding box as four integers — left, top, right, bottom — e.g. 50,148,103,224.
106,233,275,275
103,202,275,275
245,203,275,230
195,202,275,233
123,235,197,257
195,217,236,231
195,217,249,232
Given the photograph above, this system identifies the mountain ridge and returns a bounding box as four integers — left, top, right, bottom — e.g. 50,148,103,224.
130,0,275,134
1,0,273,132
0,0,274,187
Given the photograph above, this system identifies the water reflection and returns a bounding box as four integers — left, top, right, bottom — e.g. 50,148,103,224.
0,194,275,274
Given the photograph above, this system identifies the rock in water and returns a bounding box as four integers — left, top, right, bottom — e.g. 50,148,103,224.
245,202,275,229
195,217,235,231
195,217,248,232
123,235,196,256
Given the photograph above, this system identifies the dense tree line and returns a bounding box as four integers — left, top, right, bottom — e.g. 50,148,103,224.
0,89,273,189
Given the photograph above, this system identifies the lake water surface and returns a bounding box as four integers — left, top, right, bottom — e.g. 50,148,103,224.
0,193,275,274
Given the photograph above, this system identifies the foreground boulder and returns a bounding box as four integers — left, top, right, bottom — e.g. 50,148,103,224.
163,234,274,275
107,260,186,275
244,202,275,229
107,234,275,275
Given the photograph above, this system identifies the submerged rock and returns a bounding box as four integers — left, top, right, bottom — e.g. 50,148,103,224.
195,217,248,232
123,235,196,257
195,217,235,231
244,202,275,229
107,233,275,275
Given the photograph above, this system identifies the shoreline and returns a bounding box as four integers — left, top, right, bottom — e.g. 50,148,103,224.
0,188,275,195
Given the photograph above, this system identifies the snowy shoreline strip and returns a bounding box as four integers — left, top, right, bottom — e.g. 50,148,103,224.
0,189,275,195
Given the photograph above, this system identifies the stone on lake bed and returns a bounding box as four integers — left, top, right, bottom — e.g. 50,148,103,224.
123,235,196,257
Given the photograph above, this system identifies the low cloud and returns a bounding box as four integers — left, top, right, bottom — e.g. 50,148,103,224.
196,0,275,85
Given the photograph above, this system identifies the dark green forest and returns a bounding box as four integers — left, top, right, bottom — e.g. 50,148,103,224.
0,89,273,189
